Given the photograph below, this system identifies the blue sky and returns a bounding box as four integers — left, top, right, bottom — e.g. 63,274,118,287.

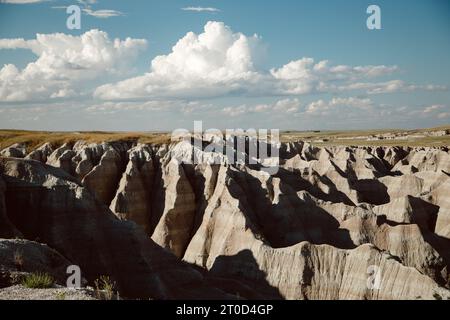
0,0,449,131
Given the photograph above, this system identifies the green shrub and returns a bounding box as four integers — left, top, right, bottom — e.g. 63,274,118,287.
21,272,54,289
94,276,116,300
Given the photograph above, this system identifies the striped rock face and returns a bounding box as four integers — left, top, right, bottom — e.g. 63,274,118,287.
0,140,449,300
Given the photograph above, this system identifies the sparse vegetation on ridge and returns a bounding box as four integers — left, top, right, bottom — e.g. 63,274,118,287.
94,275,117,300
21,272,54,289
1,125,449,153
0,130,172,153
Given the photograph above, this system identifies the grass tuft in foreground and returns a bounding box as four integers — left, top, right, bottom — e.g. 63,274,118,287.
94,275,117,300
21,272,54,289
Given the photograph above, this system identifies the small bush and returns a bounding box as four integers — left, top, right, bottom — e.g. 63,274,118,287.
433,293,443,300
94,276,116,300
21,272,54,289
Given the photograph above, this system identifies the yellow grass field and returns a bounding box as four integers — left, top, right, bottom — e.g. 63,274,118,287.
0,125,449,152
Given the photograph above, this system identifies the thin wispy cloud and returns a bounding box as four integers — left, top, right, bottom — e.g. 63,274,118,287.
0,0,48,3
83,8,123,18
181,6,220,13
52,0,124,19
77,0,97,5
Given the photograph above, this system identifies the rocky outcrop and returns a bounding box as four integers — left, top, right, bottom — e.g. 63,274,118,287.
110,145,155,233
180,162,449,299
25,143,54,163
0,176,21,238
46,143,75,174
1,144,26,158
205,243,449,300
81,148,123,206
1,139,449,299
0,239,73,288
0,157,233,299
151,158,197,258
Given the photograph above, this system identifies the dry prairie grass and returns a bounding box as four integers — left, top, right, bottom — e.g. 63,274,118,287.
281,125,450,147
0,130,171,153
0,125,449,153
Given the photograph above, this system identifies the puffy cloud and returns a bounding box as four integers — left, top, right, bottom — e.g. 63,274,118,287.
271,59,396,81
271,58,315,80
0,30,147,101
95,21,263,100
271,61,403,95
95,21,443,101
279,61,401,95
2,20,446,114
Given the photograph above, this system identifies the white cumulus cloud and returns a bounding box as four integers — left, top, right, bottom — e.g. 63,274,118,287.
95,21,442,101
0,30,147,102
94,21,264,100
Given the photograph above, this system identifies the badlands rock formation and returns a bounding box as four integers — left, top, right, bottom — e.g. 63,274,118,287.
0,239,73,288
0,139,449,300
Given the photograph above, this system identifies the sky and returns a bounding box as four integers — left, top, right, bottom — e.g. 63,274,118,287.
0,0,449,131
